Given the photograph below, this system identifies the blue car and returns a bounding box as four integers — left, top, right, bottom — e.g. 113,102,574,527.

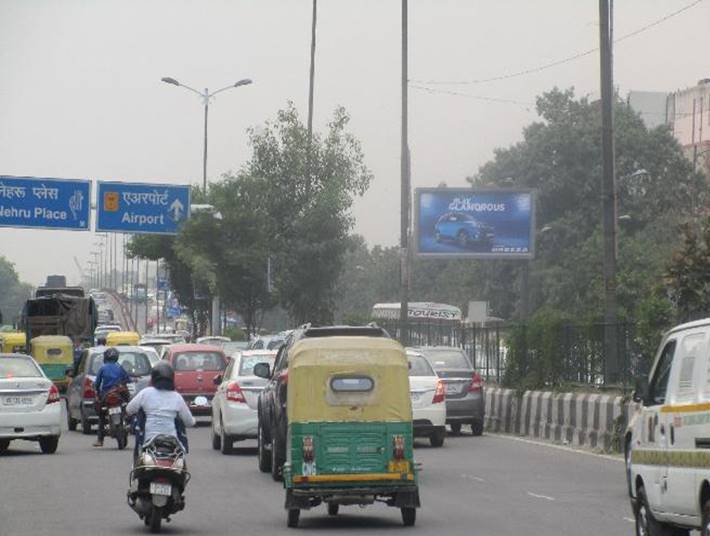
434,212,495,249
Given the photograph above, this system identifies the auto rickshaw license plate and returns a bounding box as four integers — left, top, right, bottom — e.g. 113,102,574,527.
149,483,172,496
388,461,410,473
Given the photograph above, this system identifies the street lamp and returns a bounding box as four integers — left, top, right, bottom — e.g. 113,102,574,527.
160,76,253,193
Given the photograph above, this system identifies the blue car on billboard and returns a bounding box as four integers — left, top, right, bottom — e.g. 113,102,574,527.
434,212,495,249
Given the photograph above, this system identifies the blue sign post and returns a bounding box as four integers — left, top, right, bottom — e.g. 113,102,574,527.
414,188,535,259
96,181,191,234
0,175,91,230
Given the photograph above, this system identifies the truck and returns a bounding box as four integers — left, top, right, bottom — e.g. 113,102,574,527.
20,293,98,348
35,275,85,298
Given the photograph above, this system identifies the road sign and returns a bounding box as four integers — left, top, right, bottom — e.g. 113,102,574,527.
0,175,91,230
96,181,190,234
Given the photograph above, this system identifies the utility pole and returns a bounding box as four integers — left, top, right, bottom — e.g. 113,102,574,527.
399,0,411,345
692,98,698,170
203,89,209,194
599,0,619,384
307,0,317,138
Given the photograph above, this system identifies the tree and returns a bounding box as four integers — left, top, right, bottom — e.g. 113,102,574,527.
0,257,33,325
665,219,710,322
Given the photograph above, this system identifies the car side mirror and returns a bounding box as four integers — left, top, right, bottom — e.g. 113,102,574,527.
253,362,271,379
631,390,642,403
213,374,223,385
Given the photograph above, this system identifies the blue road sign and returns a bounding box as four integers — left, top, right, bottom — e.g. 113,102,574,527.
96,181,190,234
0,175,91,230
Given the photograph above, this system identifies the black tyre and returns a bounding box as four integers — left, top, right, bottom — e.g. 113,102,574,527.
625,438,633,498
80,411,92,435
211,424,221,450
287,508,300,528
271,436,283,482
701,497,710,536
258,422,272,472
117,430,128,450
67,403,77,431
220,418,233,455
430,429,445,447
401,507,416,527
471,420,484,437
39,436,59,454
149,506,162,533
450,423,462,435
328,503,339,516
0,439,10,453
635,485,688,536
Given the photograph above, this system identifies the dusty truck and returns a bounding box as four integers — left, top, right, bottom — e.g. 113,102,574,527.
20,293,98,390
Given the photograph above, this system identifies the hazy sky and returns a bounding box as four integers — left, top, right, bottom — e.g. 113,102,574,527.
1,0,709,285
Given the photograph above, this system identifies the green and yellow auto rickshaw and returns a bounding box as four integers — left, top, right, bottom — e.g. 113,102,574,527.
0,332,27,354
30,335,73,392
279,336,420,528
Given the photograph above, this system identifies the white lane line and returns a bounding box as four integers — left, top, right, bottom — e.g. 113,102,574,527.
527,491,555,501
623,517,635,523
487,432,624,463
460,474,487,483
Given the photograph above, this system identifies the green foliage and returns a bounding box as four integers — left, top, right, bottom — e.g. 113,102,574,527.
0,257,33,324
665,219,710,322
223,326,247,341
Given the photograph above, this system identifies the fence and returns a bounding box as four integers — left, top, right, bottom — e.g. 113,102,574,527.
377,318,649,390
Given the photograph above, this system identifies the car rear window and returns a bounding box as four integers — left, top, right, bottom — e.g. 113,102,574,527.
330,376,375,392
408,355,435,377
173,352,225,372
1,358,42,378
238,354,276,377
423,349,471,370
90,352,152,376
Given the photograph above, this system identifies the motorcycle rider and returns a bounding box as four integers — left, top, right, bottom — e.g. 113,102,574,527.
93,347,131,447
126,361,195,457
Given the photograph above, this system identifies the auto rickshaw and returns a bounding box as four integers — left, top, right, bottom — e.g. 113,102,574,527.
106,331,140,347
276,336,420,528
0,332,27,354
30,335,73,391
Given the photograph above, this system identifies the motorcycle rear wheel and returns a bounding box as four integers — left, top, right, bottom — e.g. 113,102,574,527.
149,506,162,533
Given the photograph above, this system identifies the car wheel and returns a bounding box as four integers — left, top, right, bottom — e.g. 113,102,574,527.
149,506,162,533
430,429,445,447
271,436,283,482
80,410,92,435
66,400,78,431
258,422,272,473
456,230,469,248
401,507,416,527
220,417,233,455
211,422,221,450
701,497,710,536
635,485,688,536
471,420,484,436
625,437,633,498
287,508,300,528
0,439,10,453
39,436,59,454
328,503,339,516
450,423,462,435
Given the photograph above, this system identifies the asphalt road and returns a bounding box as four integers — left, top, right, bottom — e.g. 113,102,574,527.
0,410,633,536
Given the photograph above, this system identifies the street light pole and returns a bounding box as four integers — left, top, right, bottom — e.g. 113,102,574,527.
399,0,411,346
203,90,209,194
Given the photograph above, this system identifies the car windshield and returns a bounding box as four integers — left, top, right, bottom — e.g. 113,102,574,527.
173,352,225,371
89,351,153,376
422,349,471,370
237,354,276,377
0,357,42,378
408,355,435,377
266,338,285,350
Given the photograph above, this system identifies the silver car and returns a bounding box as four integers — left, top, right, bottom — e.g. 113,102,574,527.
211,350,276,454
414,346,485,436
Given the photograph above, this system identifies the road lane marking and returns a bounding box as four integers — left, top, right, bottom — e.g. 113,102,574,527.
460,474,487,482
527,491,555,501
488,432,624,463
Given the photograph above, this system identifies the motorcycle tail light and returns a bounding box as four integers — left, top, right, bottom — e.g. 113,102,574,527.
82,377,96,399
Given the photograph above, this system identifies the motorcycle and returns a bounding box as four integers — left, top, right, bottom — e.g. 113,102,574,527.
127,434,190,533
99,385,129,449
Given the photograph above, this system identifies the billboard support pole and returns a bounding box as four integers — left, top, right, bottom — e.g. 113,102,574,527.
399,0,410,346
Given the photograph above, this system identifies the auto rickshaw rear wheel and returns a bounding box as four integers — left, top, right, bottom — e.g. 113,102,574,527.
327,504,339,516
450,423,462,435
401,507,416,526
287,508,300,528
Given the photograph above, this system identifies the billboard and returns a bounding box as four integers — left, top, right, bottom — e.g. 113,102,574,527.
414,188,534,259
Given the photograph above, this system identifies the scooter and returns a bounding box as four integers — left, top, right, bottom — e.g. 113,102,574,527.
99,386,129,449
127,435,190,533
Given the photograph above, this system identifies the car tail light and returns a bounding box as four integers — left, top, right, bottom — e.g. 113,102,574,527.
47,384,60,404
432,380,445,404
469,372,483,393
83,377,96,399
226,381,246,403
302,435,314,462
393,434,405,460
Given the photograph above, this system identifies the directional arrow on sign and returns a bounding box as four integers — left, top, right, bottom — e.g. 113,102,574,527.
169,198,184,222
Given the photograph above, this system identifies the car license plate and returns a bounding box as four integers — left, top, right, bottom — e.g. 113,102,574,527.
149,482,172,496
388,460,410,473
108,406,122,415
2,396,33,406
445,384,460,395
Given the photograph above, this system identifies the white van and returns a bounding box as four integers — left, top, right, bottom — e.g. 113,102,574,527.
629,318,710,535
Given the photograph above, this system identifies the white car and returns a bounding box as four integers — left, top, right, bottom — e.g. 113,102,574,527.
0,354,62,454
407,350,447,447
211,350,276,454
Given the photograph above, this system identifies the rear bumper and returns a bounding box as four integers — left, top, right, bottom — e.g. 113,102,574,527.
413,405,446,429
287,485,420,509
0,403,62,439
221,403,258,438
446,393,485,423
180,394,214,416
413,420,446,437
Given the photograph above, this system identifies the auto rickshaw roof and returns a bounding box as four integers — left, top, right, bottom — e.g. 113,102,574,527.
30,335,73,346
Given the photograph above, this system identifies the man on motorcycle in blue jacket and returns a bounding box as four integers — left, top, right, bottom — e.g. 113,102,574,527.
93,347,131,447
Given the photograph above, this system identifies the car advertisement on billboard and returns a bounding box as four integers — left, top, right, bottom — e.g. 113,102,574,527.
414,188,534,259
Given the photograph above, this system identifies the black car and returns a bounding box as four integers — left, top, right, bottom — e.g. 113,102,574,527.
256,324,389,481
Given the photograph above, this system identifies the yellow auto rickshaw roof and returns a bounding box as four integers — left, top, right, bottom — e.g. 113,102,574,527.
106,331,140,340
1,332,26,343
287,336,412,423
30,335,73,347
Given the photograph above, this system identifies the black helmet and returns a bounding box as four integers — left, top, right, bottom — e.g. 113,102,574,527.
151,361,175,391
104,347,119,363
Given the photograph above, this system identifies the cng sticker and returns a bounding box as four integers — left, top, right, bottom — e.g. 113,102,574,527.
103,192,119,212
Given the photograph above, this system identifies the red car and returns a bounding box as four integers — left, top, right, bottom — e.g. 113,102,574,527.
162,344,228,417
